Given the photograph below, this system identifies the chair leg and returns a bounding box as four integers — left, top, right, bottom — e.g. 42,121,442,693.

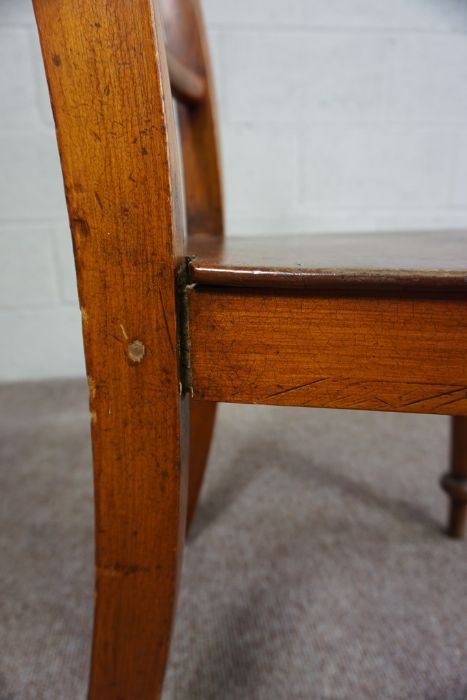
88,397,189,700
187,401,217,532
441,416,467,539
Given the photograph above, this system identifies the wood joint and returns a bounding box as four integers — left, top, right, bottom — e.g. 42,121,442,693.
177,258,193,395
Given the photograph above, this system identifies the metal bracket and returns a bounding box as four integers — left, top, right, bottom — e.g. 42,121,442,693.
176,257,193,396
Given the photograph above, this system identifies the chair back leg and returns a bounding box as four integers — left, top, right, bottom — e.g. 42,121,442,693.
187,401,217,531
441,416,467,538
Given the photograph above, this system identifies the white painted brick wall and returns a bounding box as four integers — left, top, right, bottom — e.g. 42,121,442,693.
1,0,467,380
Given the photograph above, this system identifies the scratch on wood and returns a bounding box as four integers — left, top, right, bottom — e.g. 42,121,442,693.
99,563,151,577
71,216,90,237
94,191,103,210
437,396,467,409
402,386,467,408
373,396,393,409
88,376,96,401
159,289,175,356
266,378,327,400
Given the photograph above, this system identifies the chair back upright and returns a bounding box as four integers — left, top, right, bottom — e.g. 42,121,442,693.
161,0,224,238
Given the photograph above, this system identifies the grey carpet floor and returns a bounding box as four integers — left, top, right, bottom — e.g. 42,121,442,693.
1,380,466,700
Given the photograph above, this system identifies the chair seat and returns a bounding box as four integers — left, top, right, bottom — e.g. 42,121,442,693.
187,230,467,293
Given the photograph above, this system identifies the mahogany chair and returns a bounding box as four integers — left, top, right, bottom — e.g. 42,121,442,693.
32,0,467,697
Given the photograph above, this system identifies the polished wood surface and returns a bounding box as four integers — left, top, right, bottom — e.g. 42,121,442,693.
442,416,467,537
188,230,467,292
32,0,467,696
167,49,206,103
161,0,223,236
33,1,188,698
189,287,467,415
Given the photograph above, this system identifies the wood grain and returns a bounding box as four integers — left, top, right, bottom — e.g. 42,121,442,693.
188,230,467,292
31,1,467,697
33,1,188,698
161,0,224,237
189,288,467,415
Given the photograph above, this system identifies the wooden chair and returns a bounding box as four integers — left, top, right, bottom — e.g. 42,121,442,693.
32,0,467,697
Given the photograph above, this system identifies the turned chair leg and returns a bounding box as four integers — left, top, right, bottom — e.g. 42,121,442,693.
187,401,217,532
441,416,467,539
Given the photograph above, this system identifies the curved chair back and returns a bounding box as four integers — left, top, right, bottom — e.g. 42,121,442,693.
161,0,224,238
32,1,205,696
